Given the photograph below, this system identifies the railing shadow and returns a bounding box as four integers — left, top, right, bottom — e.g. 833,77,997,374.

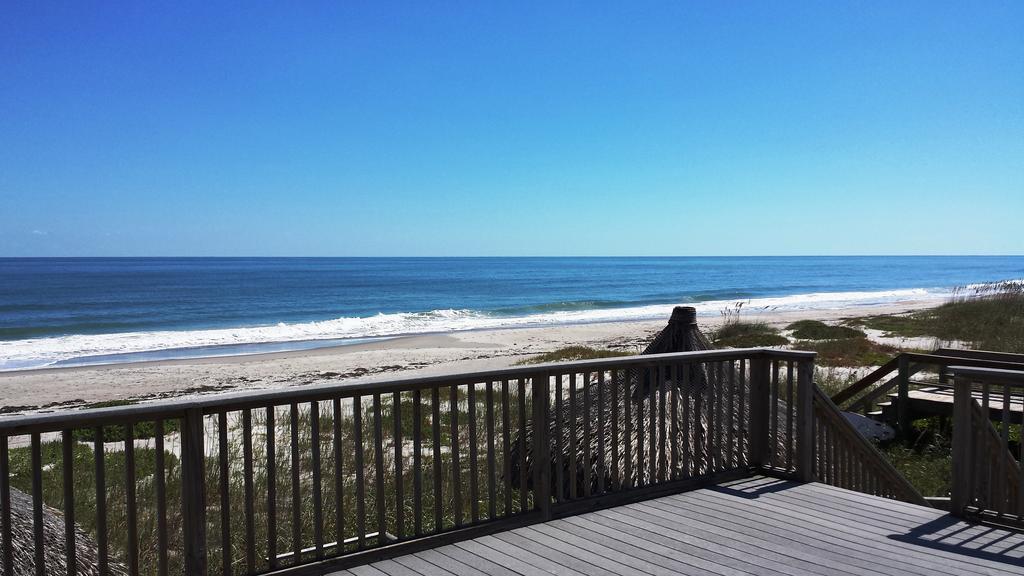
706,477,799,499
888,515,1024,568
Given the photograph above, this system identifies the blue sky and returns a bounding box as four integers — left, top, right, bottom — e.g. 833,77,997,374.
1,2,1021,256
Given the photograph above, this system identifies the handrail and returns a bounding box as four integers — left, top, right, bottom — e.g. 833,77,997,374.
0,348,820,576
949,366,1024,523
934,348,1024,364
0,348,813,436
812,388,929,506
830,350,1024,422
947,366,1024,388
830,356,901,406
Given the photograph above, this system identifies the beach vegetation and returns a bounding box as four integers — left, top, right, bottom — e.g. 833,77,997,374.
71,400,180,442
711,321,789,348
786,320,864,340
800,337,897,367
516,346,631,365
847,281,1024,353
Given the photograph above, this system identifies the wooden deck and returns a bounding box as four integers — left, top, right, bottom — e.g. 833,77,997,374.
332,476,1024,576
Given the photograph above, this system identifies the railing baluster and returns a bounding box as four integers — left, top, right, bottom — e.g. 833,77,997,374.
154,420,168,576
771,360,780,468
625,368,634,487
0,435,11,576
1000,384,1010,516
738,359,746,465
450,385,463,527
61,430,76,576
95,427,108,576
726,361,735,469
125,424,139,576
413,389,423,535
501,380,512,513
635,367,644,487
181,408,207,576
290,403,302,562
484,382,495,519
658,364,667,482
217,412,230,575
714,362,724,470
267,406,277,569
373,394,386,542
611,370,620,489
354,396,366,548
597,370,607,493
787,361,795,471
394,391,405,538
517,378,528,510
242,410,256,572
648,363,656,482
554,374,565,501
311,401,324,558
567,373,577,498
432,386,443,530
467,384,478,524
682,363,691,477
582,372,592,497
31,433,44,576
332,398,344,551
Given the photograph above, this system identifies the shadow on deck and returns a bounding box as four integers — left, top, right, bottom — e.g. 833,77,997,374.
334,477,1024,576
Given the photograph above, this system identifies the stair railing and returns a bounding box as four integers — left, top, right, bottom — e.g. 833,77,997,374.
949,366,1024,526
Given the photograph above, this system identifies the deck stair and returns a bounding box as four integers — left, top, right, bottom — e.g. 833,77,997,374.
832,348,1024,435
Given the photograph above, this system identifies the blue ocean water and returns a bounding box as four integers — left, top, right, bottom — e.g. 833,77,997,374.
1,256,1022,370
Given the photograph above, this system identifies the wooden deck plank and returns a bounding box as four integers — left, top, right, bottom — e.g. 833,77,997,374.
557,514,788,576
433,544,522,576
330,477,1024,576
677,490,990,576
593,507,838,576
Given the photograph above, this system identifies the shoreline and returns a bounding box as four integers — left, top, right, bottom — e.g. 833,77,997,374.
0,298,942,412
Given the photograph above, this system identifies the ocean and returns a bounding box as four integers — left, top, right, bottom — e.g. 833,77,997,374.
1,256,1022,371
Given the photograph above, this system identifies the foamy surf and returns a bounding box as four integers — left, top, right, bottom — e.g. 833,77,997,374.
0,286,949,371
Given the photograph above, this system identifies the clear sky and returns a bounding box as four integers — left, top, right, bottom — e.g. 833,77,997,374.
1,2,1021,256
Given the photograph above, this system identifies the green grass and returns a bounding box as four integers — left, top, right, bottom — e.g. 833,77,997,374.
801,337,897,367
786,320,864,340
847,282,1024,353
516,346,631,365
876,416,955,497
812,367,862,398
70,400,181,442
711,321,789,348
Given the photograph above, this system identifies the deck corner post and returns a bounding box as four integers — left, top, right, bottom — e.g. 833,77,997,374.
796,359,815,482
532,371,553,520
950,375,973,516
748,355,772,469
181,406,208,575
897,354,911,438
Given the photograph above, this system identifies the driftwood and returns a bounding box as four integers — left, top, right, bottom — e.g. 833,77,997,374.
0,486,127,576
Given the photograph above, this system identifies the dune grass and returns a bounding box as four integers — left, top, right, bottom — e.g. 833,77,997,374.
711,321,789,348
786,320,864,340
516,346,631,365
848,281,1024,353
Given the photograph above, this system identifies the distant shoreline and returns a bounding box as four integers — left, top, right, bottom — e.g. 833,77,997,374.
0,298,942,412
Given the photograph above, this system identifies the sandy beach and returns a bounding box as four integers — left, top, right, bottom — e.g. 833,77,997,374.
0,299,944,413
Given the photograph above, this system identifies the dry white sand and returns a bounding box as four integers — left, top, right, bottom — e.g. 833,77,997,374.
0,300,942,413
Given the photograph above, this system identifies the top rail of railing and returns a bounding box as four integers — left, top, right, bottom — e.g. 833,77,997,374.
948,365,1024,388
0,347,814,436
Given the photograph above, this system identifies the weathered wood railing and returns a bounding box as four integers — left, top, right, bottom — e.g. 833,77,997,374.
0,348,820,576
811,389,929,505
949,366,1024,526
831,349,1024,435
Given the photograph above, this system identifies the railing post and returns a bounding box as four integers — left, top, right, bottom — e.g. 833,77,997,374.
748,355,771,469
532,371,552,520
796,359,815,482
897,354,910,438
950,375,973,516
181,407,208,575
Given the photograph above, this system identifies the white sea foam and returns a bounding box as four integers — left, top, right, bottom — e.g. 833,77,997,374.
0,286,949,371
